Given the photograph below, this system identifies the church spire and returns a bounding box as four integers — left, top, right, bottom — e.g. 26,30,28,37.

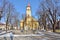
26,3,31,16
28,2,30,7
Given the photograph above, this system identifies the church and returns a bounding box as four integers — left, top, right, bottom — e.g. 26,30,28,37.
20,3,39,31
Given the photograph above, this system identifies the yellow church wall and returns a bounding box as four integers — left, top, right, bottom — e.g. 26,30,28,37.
20,21,24,30
20,21,39,30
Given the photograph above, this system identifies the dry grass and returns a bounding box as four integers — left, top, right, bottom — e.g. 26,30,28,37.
50,29,60,34
55,29,60,33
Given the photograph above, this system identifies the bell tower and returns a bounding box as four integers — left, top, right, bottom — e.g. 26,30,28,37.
26,3,31,17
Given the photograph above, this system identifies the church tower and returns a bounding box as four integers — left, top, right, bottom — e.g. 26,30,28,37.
26,3,31,17
20,3,39,31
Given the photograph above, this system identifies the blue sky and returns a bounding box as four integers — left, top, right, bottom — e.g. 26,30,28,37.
0,0,60,23
0,0,40,23
8,0,40,19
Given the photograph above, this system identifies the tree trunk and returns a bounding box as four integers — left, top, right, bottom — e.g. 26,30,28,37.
6,21,8,32
53,24,55,32
44,26,46,30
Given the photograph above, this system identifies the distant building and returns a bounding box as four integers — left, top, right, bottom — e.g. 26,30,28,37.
56,20,60,29
0,23,11,30
0,23,6,30
20,3,39,31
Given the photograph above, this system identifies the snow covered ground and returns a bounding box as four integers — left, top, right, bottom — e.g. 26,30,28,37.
0,31,60,40
0,32,44,37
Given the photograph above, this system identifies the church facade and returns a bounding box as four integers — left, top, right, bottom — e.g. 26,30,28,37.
20,3,39,31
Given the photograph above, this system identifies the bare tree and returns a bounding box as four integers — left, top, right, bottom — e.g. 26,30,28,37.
2,0,20,32
0,0,20,32
5,3,12,32
12,12,20,30
0,0,6,20
37,0,60,32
